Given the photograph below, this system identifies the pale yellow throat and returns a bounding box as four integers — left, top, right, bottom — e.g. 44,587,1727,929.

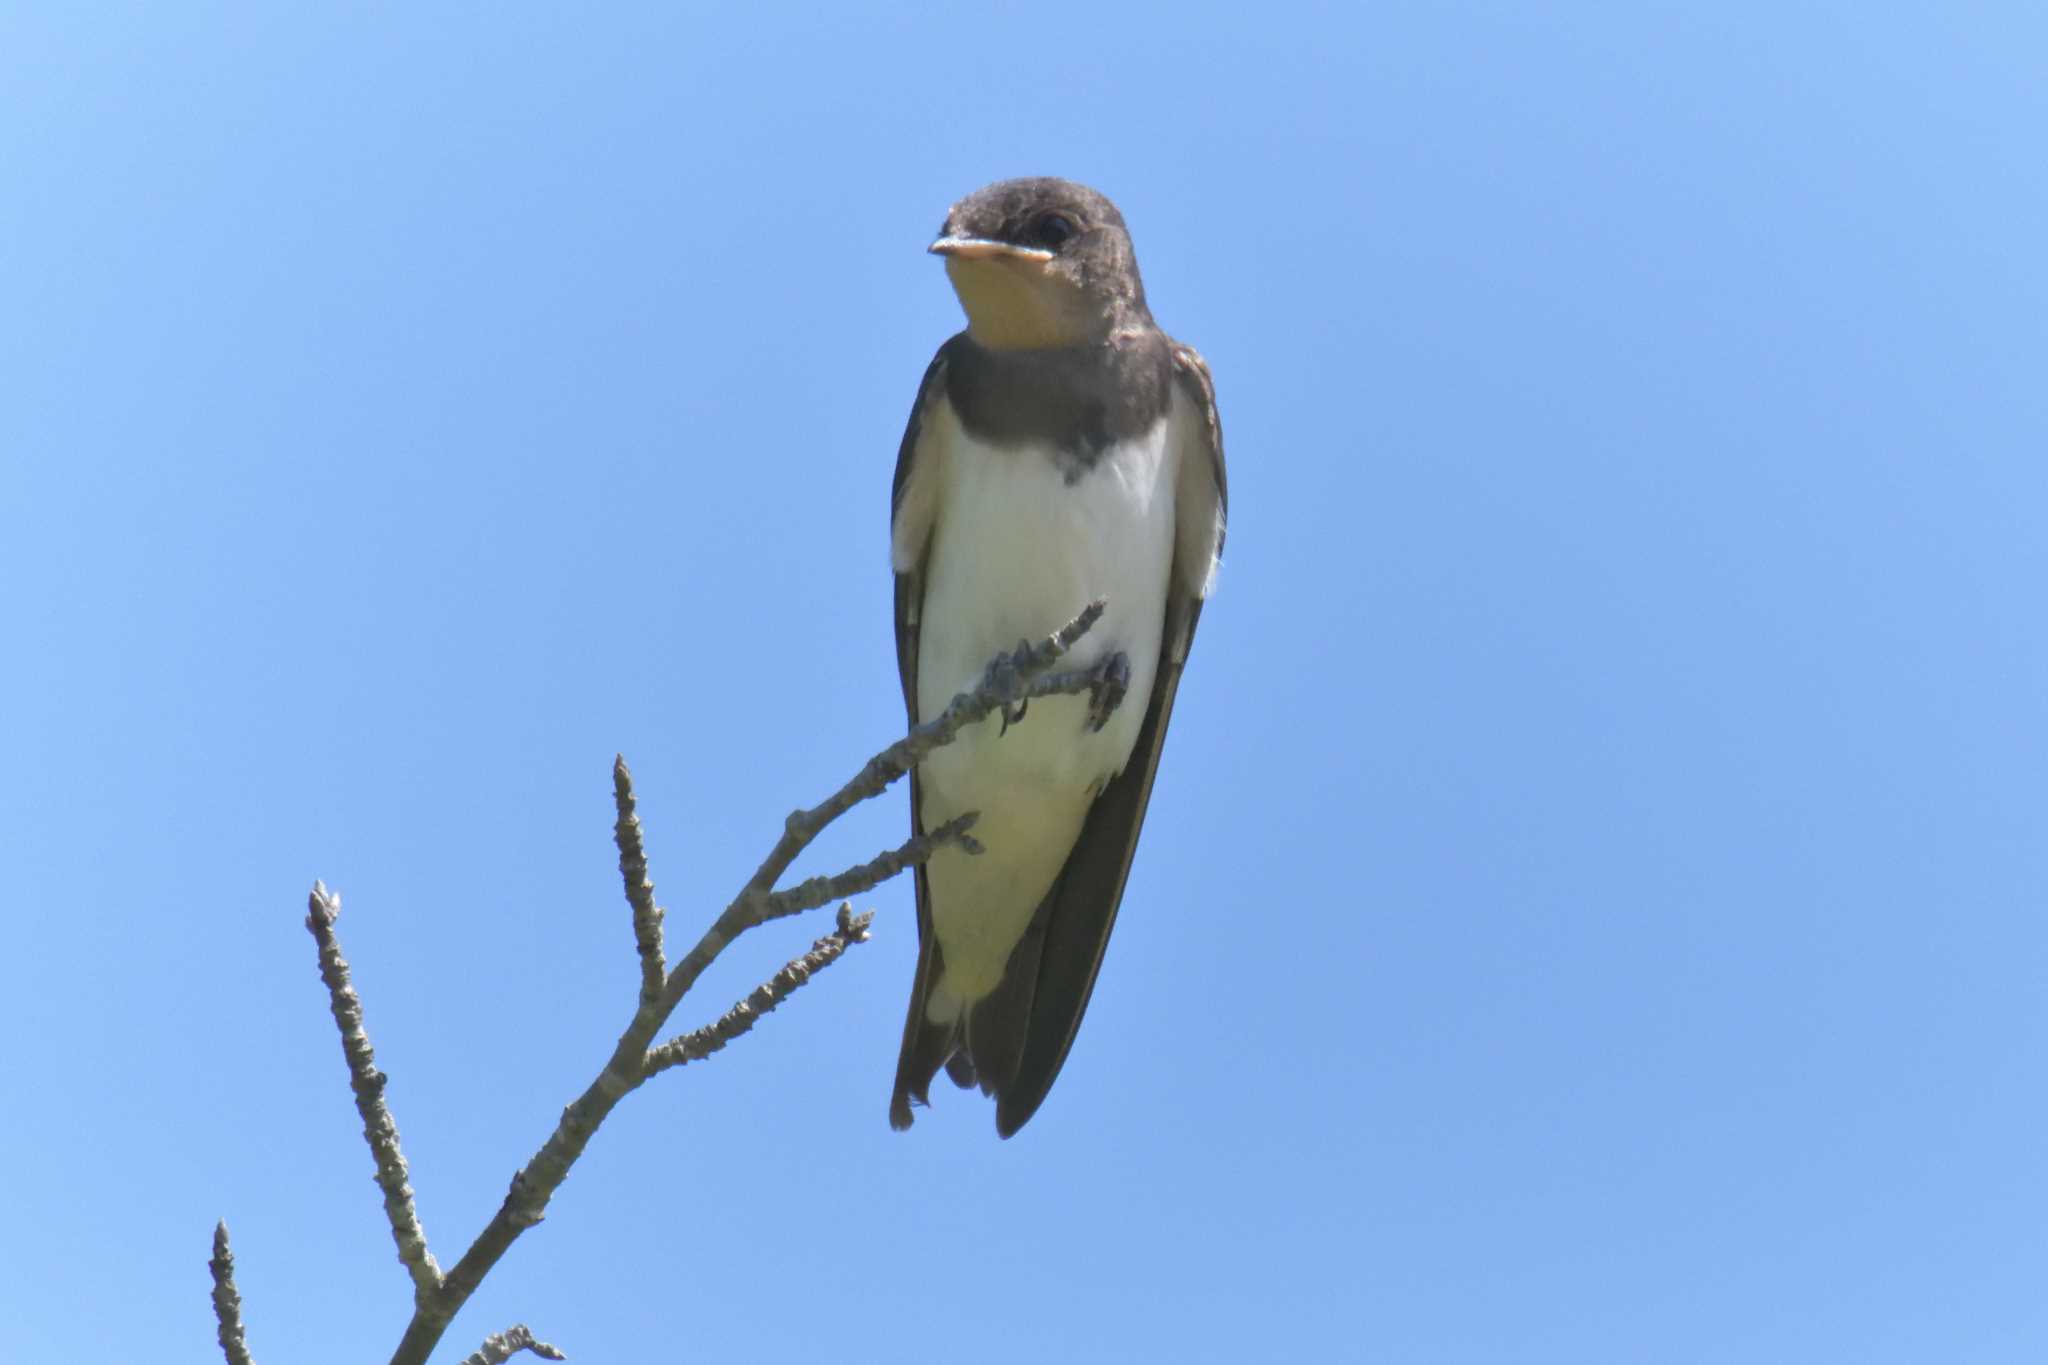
945,256,1095,351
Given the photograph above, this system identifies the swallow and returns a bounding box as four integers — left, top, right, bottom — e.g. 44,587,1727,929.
888,177,1228,1136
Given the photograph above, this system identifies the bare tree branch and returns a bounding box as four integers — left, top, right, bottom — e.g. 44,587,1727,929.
612,755,666,1008
209,1221,256,1365
232,602,1109,1365
398,604,1105,1364
459,1324,566,1364
645,904,875,1077
306,883,443,1303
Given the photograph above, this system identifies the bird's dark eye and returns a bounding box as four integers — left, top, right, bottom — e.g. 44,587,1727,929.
1030,213,1078,249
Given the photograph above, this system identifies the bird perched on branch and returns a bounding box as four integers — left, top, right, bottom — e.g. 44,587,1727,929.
888,177,1228,1136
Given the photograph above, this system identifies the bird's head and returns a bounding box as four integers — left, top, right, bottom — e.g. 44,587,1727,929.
930,178,1151,351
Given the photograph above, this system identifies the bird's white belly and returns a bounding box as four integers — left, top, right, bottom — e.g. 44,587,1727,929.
914,410,1178,1006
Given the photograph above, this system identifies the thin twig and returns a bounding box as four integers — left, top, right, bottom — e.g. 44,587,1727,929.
459,1324,566,1364
645,905,875,1077
209,1222,256,1365
760,813,979,922
612,756,666,1008
382,601,1106,1365
306,883,443,1302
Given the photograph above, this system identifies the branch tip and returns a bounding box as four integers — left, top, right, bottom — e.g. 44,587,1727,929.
305,882,442,1302
758,814,981,923
209,1219,255,1365
460,1323,566,1365
612,752,666,999
644,908,876,1078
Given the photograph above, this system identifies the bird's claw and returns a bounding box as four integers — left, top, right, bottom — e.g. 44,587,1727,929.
1086,651,1131,732
990,637,1033,736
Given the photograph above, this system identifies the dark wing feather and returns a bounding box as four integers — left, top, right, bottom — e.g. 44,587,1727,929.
993,341,1228,1137
888,347,956,1129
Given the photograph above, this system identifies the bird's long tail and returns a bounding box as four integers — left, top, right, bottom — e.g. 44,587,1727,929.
889,890,1050,1129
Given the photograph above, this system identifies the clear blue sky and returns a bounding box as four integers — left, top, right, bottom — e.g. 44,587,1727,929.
4,4,2044,1362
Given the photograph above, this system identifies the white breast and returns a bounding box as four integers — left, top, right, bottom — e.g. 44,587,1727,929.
917,404,1177,795
911,401,1180,1008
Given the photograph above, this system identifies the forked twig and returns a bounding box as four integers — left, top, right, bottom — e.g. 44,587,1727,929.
217,601,1110,1365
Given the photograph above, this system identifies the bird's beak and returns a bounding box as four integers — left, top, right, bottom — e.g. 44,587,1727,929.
928,236,1055,263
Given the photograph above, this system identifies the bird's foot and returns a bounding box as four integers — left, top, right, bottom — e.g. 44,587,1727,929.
983,636,1034,736
1085,651,1131,733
